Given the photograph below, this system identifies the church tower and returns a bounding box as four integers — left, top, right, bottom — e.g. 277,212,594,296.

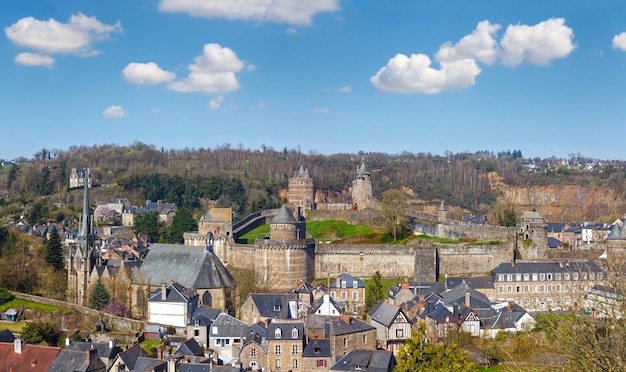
68,169,97,305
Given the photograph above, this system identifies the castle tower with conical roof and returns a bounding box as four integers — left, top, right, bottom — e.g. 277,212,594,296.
351,162,379,210
254,205,315,291
68,169,98,305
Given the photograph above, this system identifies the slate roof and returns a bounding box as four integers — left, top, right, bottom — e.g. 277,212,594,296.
65,341,121,362
175,338,205,356
330,349,396,372
388,281,446,298
209,313,249,338
134,244,235,289
441,282,492,309
246,293,298,319
267,320,305,341
462,215,487,225
520,210,544,221
202,208,232,222
367,301,405,327
242,323,266,349
327,316,375,336
270,205,297,224
422,301,453,323
0,342,59,371
548,237,563,248
188,306,222,326
329,272,364,289
302,338,331,357
48,348,107,372
114,343,146,370
356,162,371,177
149,282,197,303
294,281,314,295
0,329,15,343
548,223,567,233
311,294,343,315
445,277,494,291
133,357,168,372
491,261,603,276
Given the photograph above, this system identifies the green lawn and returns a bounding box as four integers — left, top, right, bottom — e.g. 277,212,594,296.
0,321,27,334
140,338,164,354
238,220,376,244
0,298,58,314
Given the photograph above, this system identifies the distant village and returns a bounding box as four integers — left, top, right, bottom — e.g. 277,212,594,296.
1,164,625,371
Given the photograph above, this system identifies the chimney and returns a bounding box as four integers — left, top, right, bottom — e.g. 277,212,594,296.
465,291,471,307
108,339,115,349
511,260,515,268
336,277,340,288
65,337,71,346
401,281,409,290
87,346,99,366
14,338,23,354
161,283,167,301
157,346,163,360
342,314,351,324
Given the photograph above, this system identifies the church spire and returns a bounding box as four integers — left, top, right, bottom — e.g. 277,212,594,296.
78,169,91,238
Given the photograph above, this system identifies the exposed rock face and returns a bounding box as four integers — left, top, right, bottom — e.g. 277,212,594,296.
499,184,624,222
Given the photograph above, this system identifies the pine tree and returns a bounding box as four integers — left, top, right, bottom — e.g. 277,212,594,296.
43,226,64,270
167,207,198,243
88,278,111,310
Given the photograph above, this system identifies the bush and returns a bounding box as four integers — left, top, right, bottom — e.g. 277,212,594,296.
0,287,14,305
102,300,131,318
21,321,60,346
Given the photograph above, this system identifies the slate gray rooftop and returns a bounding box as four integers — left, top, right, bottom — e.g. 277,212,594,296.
270,205,298,224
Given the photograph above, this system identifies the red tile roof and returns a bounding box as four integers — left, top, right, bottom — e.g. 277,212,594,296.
0,342,60,371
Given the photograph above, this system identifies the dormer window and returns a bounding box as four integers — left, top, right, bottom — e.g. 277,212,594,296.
353,281,358,288
292,328,299,338
212,326,218,335
341,281,346,288
275,328,282,338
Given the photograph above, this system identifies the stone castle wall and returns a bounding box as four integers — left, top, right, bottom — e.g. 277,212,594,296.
437,243,513,276
253,239,316,291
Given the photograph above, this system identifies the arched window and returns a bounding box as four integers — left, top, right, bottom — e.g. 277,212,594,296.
292,328,298,338
202,291,213,307
275,328,282,339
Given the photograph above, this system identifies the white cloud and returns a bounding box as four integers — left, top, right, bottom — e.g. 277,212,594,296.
167,43,247,94
500,18,576,66
612,32,626,52
435,20,500,65
338,86,352,93
102,105,126,119
370,53,481,94
158,0,339,26
208,95,225,110
14,52,54,67
122,62,176,85
314,107,330,113
5,13,122,61
257,101,266,109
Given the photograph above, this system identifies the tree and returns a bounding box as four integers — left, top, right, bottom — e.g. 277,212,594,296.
43,226,64,270
94,205,116,225
21,321,60,346
365,270,385,310
167,207,197,243
88,278,111,310
103,299,131,318
132,211,161,243
0,287,14,305
381,189,408,241
395,325,475,372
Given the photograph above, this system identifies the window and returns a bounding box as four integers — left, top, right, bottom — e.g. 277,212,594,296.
353,281,358,288
292,328,298,338
564,285,569,292
341,281,347,288
556,273,561,281
317,360,327,367
507,274,512,282
352,291,358,301
396,329,404,338
507,286,512,293
540,285,544,293
547,274,552,281
598,272,603,279
556,285,561,292
352,304,357,314
533,286,537,293
524,285,529,293
564,273,570,280
343,337,348,348
341,292,347,301
498,286,503,293
275,345,281,355
589,273,595,280
363,334,367,343
532,273,538,281
293,359,298,369
564,297,571,305
330,292,336,300
516,286,521,293
523,273,529,281
498,274,504,282
275,328,282,339
194,330,199,337
582,273,587,280
275,359,281,369
215,339,230,346
292,345,298,354
524,298,529,305
251,348,257,357
547,285,552,292
573,273,579,280
539,273,545,281
516,274,522,281
212,326,218,335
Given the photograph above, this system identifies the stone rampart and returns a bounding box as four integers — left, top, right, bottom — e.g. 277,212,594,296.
437,243,513,276
308,209,383,226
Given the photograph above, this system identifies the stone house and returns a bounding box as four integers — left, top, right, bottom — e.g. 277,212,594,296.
302,338,333,370
367,301,413,353
69,168,92,188
387,280,446,305
491,261,605,311
186,306,222,349
312,293,342,316
266,320,305,371
329,349,396,372
122,200,177,227
207,312,249,359
108,343,147,372
239,293,299,325
327,315,377,358
329,272,366,315
445,277,495,302
239,323,267,371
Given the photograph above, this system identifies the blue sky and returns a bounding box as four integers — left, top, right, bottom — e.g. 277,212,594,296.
3,0,626,161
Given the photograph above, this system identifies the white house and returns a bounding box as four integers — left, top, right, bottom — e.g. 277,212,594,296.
148,282,199,327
